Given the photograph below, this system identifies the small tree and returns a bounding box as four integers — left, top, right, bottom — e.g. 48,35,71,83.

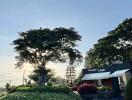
5,83,11,91
66,66,76,86
28,68,55,83
13,27,82,84
125,77,132,100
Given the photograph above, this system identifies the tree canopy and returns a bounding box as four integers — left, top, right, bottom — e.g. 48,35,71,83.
85,18,132,68
13,27,82,84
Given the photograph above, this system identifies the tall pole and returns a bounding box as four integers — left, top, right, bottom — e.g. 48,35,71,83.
9,80,11,85
23,70,25,85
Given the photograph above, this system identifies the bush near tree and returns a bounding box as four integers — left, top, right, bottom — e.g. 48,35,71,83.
5,83,11,91
0,92,82,100
8,85,72,94
77,83,97,95
125,77,132,100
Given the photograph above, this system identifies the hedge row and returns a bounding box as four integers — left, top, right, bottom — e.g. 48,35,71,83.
0,92,82,100
9,85,72,94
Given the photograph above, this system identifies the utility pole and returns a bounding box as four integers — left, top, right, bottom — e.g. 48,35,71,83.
23,70,25,85
9,80,11,85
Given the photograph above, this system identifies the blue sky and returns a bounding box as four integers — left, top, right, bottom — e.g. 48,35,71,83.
0,0,132,86
1,0,132,53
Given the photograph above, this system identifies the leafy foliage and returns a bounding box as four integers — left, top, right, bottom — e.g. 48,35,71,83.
85,18,132,68
77,83,97,95
0,92,82,100
97,86,112,91
28,68,55,83
10,85,72,94
5,83,11,91
72,85,78,91
125,77,132,100
13,27,82,83
13,27,82,68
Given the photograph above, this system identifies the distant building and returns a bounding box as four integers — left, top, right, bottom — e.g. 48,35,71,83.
81,62,132,94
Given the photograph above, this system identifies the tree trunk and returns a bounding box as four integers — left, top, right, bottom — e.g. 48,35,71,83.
38,73,46,85
38,66,47,85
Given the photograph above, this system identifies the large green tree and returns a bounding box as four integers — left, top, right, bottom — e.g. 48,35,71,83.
85,18,132,68
13,27,82,84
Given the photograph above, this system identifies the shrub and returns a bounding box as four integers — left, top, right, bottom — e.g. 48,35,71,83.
97,86,112,91
77,83,97,95
0,93,5,98
5,83,16,93
125,77,132,100
0,92,82,100
5,83,11,91
8,86,17,93
47,82,53,86
72,85,78,91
